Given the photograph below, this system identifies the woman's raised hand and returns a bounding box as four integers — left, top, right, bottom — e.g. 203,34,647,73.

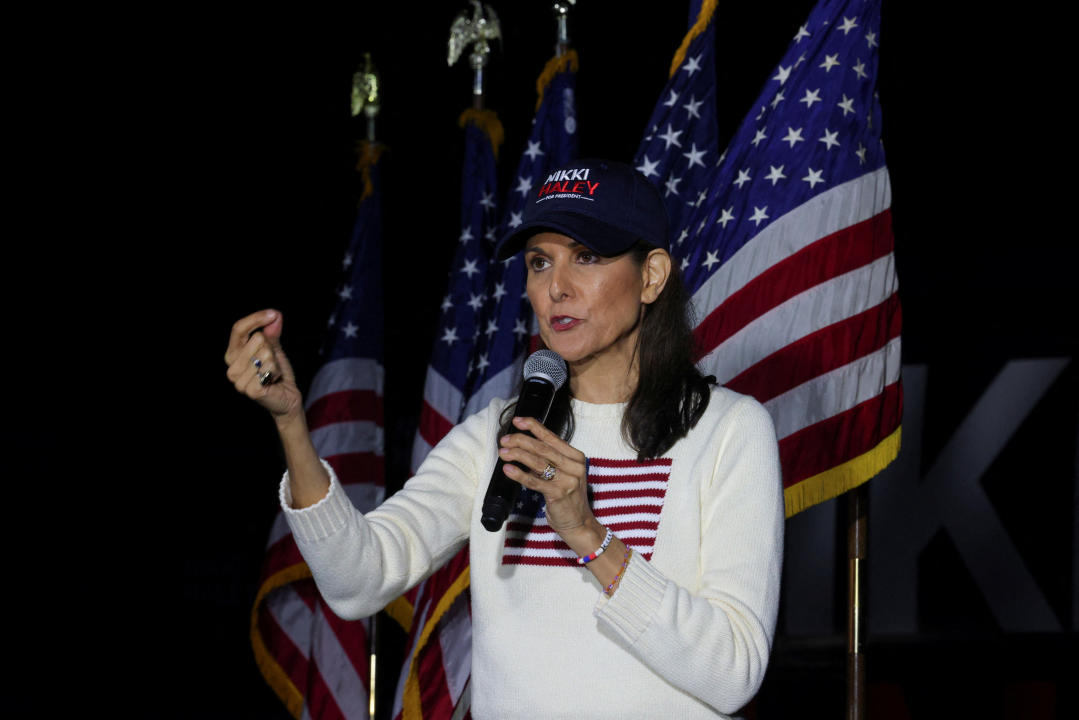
224,309,304,425
226,309,329,505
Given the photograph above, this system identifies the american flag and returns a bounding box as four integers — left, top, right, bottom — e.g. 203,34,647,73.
410,109,502,466
394,51,580,720
251,140,387,719
634,0,721,239
393,108,502,720
648,0,902,516
465,49,580,416
504,457,672,566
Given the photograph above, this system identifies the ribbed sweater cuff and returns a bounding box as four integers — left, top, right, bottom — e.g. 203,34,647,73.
593,554,670,646
279,459,354,544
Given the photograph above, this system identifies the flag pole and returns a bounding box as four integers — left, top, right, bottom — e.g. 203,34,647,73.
469,40,487,111
350,53,382,720
552,1,574,56
368,618,378,720
846,484,868,720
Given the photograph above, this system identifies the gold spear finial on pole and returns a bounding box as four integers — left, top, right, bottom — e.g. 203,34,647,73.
351,52,381,142
448,1,501,109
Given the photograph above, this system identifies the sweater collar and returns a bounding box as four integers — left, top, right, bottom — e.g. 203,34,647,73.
569,396,628,420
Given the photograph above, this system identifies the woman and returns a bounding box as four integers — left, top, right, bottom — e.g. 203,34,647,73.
225,159,784,718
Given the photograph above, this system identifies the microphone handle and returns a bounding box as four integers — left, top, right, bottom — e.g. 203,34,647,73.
480,457,527,531
479,378,557,532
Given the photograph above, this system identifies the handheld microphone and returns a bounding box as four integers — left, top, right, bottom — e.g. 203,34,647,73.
480,349,568,532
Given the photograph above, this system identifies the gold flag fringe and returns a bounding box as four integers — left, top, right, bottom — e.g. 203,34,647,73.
251,558,419,717
356,139,387,202
402,566,472,719
534,49,579,111
783,426,903,518
250,563,316,719
669,0,719,78
458,108,505,160
383,594,414,634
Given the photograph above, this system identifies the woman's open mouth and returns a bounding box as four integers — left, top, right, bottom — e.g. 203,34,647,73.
550,315,582,331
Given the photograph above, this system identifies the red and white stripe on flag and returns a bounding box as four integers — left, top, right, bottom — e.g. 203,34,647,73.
391,375,473,720
412,366,463,476
390,547,472,720
252,357,386,719
691,169,902,516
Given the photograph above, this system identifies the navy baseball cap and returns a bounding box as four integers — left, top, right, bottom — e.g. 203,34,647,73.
494,158,669,261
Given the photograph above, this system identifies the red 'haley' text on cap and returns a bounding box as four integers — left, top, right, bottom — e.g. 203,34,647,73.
538,172,600,199
537,180,600,198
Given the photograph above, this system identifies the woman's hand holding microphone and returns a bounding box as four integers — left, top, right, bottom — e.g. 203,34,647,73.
498,417,632,596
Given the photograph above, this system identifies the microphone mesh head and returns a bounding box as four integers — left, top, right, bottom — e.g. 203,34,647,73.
523,349,568,390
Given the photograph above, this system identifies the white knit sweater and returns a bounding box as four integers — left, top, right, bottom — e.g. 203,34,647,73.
281,386,784,719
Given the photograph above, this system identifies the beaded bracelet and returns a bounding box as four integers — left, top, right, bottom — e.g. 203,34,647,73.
577,526,614,565
605,547,633,597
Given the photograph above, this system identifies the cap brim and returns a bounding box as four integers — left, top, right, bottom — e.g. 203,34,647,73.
494,212,642,261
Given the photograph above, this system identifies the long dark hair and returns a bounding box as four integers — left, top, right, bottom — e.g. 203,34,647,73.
499,240,714,460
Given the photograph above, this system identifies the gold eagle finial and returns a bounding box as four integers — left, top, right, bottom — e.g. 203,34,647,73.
448,1,501,68
351,53,380,119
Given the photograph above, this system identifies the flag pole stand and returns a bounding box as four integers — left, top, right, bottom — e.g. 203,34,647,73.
846,484,868,720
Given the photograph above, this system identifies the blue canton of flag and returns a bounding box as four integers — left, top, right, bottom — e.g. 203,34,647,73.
520,489,546,518
463,51,581,417
634,0,720,240
676,0,902,516
412,111,502,469
321,145,385,367
677,0,886,289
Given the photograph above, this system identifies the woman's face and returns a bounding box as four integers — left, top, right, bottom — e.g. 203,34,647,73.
524,232,647,370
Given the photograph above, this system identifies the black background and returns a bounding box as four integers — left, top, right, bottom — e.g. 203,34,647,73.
37,1,1071,717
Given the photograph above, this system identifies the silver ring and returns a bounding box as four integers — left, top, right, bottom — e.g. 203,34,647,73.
541,464,557,481
252,356,263,370
258,370,273,386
